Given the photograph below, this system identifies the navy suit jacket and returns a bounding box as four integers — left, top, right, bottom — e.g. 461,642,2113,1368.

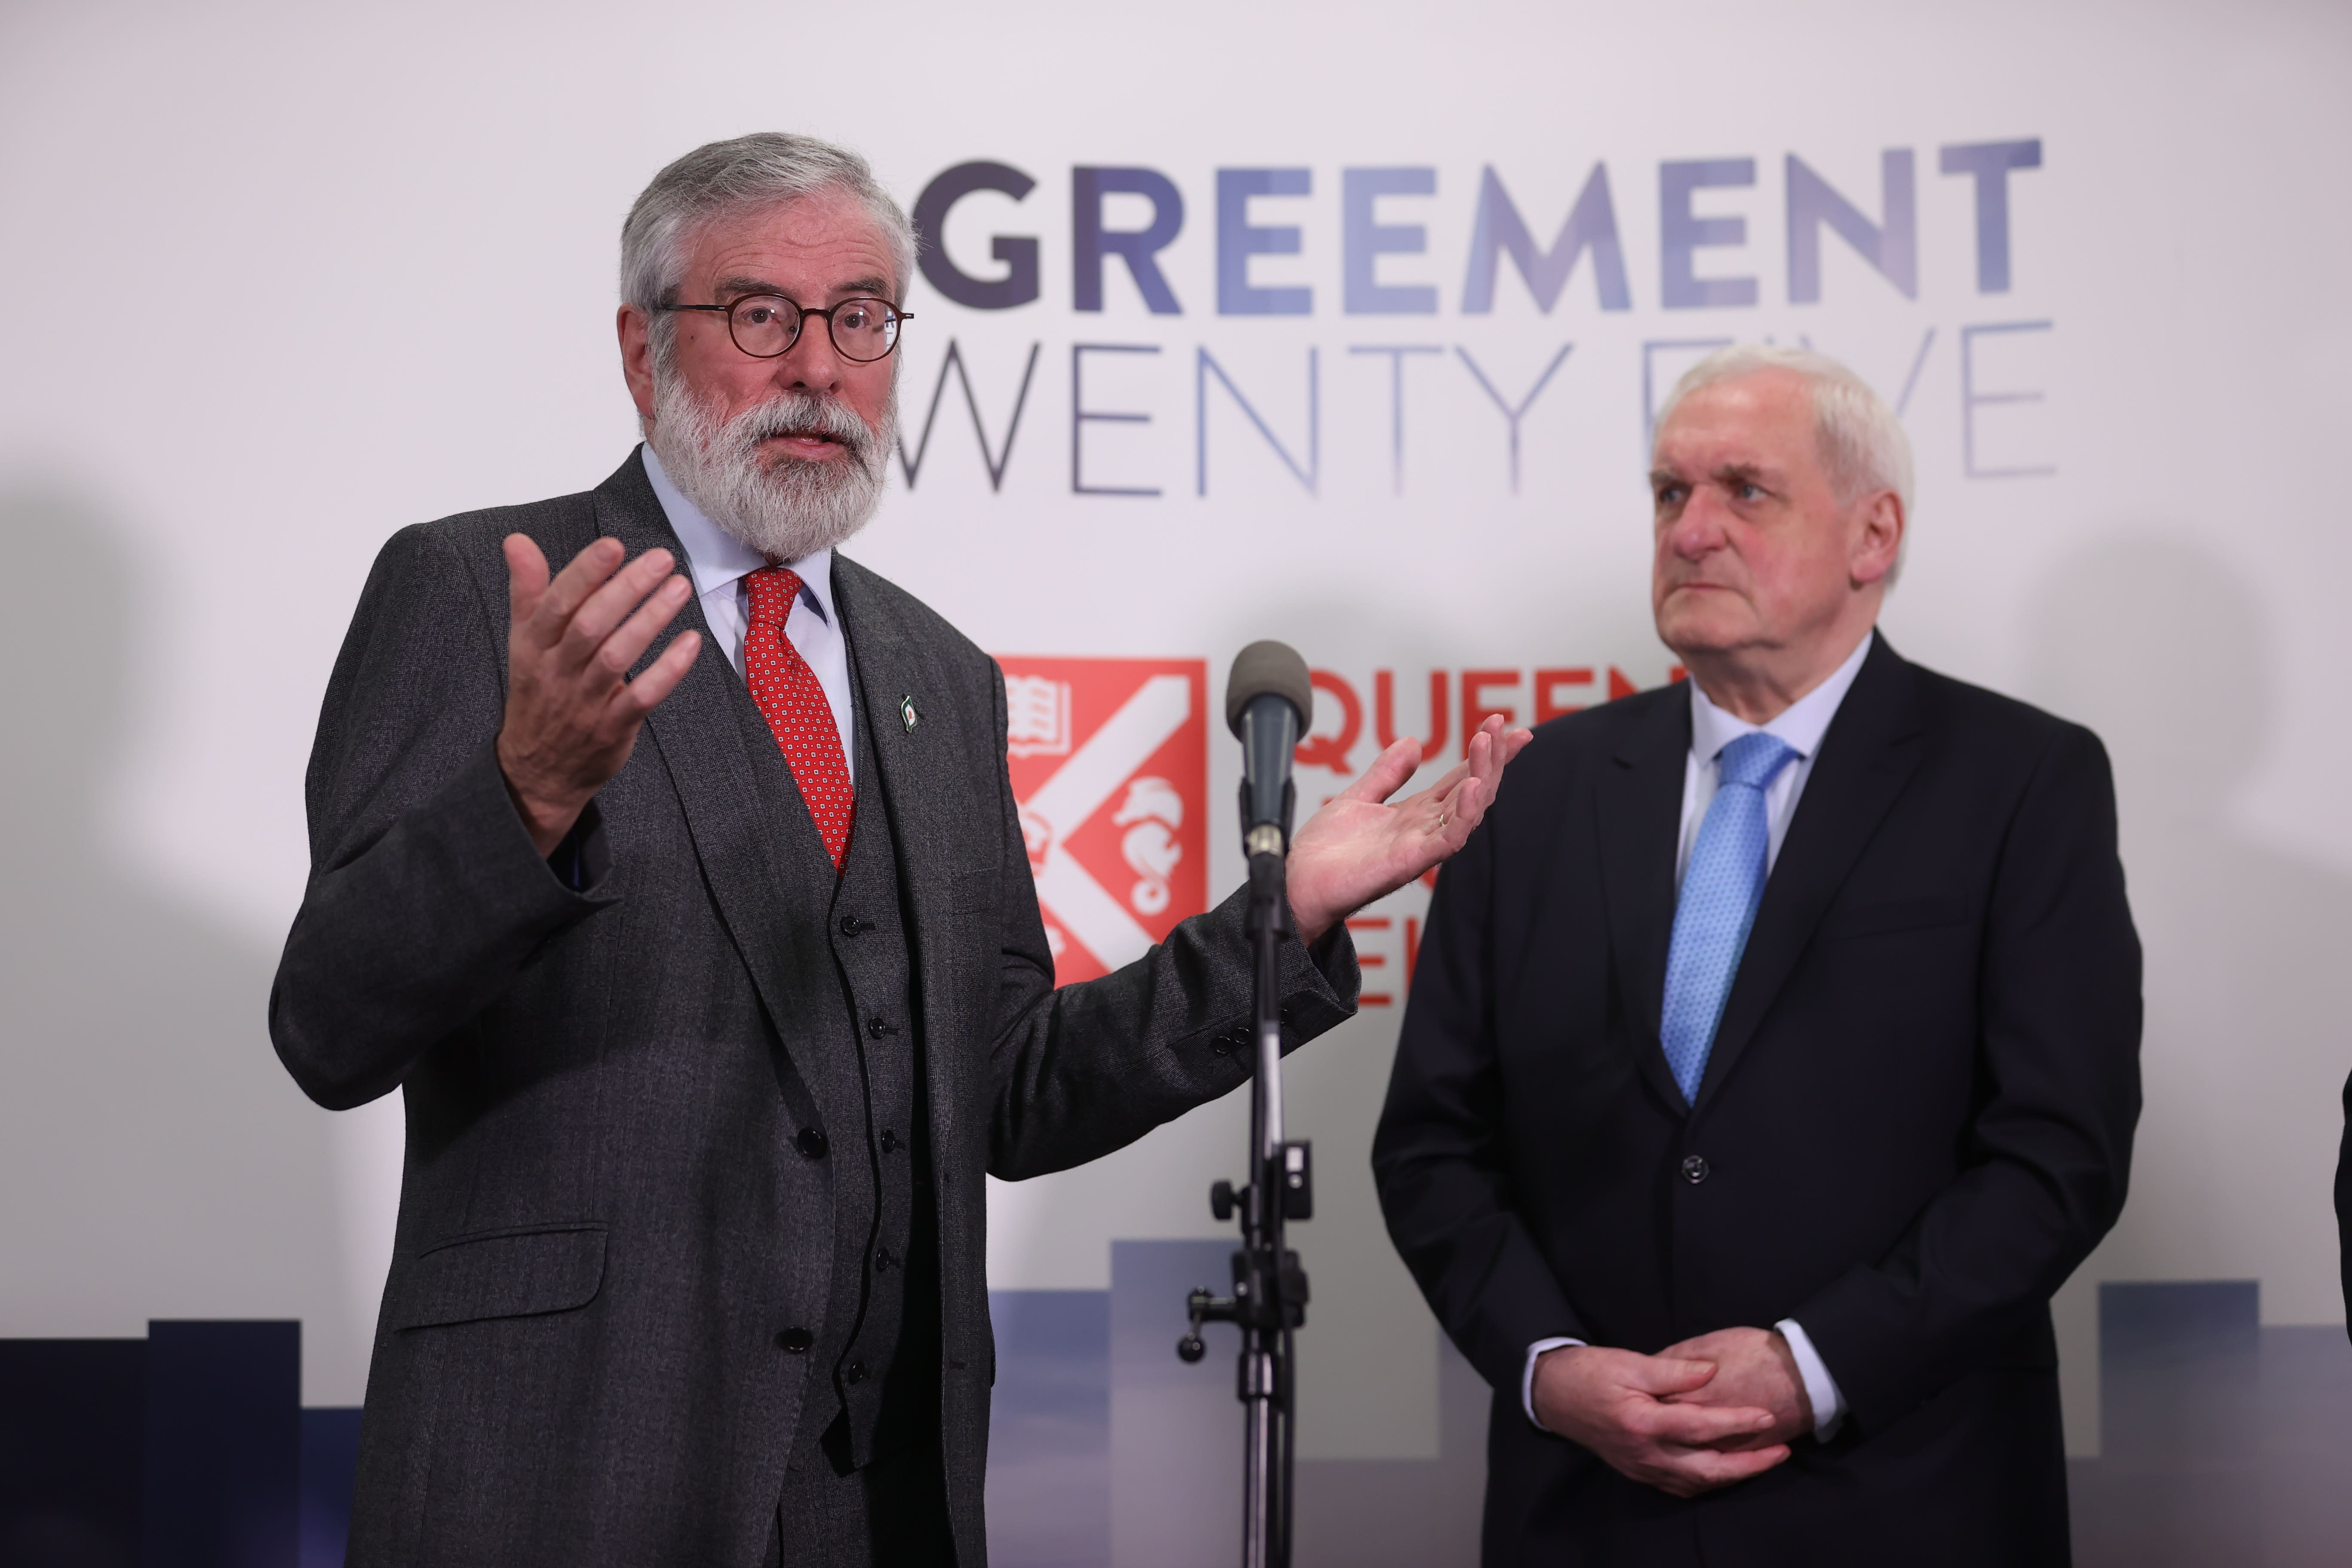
1373,633,2142,1567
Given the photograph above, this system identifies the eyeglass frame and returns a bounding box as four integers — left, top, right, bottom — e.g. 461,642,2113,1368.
653,293,914,363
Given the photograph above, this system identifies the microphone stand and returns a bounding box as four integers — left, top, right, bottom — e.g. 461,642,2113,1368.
1178,740,1314,1568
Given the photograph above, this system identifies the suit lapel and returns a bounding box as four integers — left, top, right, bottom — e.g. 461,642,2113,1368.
591,451,852,1135
828,557,971,1150
1691,633,1928,1115
1595,689,1693,1116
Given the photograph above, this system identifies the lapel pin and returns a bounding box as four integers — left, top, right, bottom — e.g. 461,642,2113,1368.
900,695,920,734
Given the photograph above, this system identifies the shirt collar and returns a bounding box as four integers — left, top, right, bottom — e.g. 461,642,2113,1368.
640,442,836,625
1688,629,1874,766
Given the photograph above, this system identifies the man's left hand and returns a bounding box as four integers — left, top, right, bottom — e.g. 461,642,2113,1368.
1287,714,1533,945
1657,1327,1814,1451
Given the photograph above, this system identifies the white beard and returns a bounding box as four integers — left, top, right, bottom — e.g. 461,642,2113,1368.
645,369,897,561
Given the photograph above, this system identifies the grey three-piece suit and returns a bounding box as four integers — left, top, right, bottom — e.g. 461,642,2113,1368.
269,450,1359,1565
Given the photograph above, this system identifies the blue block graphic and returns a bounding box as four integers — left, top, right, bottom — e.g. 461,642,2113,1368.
0,1337,146,1567
986,1291,1110,1568
299,1409,362,1568
2068,1281,2352,1566
143,1320,300,1568
4,1278,2351,1565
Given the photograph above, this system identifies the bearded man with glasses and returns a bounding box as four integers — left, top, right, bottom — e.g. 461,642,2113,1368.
268,133,1529,1568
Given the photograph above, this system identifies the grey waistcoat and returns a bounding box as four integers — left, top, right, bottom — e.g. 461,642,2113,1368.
799,674,939,1469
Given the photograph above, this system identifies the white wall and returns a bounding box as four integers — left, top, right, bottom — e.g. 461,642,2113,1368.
2,0,2346,1464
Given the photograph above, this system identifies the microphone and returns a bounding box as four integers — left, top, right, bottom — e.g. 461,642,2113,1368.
1225,640,1313,859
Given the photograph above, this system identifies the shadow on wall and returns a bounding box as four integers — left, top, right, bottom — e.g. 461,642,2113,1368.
0,487,354,1563
2024,533,2352,1312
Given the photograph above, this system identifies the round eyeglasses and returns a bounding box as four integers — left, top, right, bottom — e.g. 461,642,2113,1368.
658,295,912,363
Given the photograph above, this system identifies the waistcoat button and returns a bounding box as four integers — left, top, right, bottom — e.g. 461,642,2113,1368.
1681,1155,1710,1184
867,1015,897,1038
880,1129,900,1153
795,1127,829,1159
844,1361,868,1385
776,1327,813,1353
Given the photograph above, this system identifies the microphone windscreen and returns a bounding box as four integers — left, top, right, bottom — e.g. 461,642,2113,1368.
1225,640,1314,738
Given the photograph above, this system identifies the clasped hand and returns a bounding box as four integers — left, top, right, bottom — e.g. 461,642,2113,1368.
1529,1328,1813,1498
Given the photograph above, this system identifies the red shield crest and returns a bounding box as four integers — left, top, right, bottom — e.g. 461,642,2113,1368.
998,657,1210,986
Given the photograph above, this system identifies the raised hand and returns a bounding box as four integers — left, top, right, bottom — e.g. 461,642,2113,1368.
1530,1344,1792,1498
1656,1326,1815,1451
495,534,701,856
1285,714,1533,944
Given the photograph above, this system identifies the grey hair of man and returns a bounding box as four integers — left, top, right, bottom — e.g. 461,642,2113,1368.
1654,344,1916,586
621,131,918,371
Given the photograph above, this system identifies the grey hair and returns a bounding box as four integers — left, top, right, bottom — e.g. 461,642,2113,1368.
1654,343,1915,583
620,132,917,353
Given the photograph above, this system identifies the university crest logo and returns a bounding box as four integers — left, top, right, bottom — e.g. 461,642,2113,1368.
998,656,1209,986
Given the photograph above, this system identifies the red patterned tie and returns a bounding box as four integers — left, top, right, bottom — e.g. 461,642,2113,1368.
743,566,855,873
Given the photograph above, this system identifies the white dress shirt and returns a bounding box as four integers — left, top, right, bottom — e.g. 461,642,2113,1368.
640,445,854,782
1522,631,1874,1441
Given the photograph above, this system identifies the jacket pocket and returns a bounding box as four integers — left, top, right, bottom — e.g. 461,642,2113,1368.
1818,894,1969,940
387,1222,606,1332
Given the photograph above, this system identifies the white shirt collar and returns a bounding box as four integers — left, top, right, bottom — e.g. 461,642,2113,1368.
640,443,837,625
1688,629,1875,766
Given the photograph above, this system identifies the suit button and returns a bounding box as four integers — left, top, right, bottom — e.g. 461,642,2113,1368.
1681,1155,1710,1184
867,1015,897,1038
776,1327,813,1353
844,1361,867,1385
840,915,872,937
795,1127,829,1159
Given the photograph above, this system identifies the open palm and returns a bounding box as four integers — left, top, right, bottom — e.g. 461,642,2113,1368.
1286,714,1532,944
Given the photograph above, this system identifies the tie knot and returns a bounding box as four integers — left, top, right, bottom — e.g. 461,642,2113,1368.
1717,731,1797,791
745,565,804,630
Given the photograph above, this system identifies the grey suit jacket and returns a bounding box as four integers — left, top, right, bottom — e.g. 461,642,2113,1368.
269,450,1359,1567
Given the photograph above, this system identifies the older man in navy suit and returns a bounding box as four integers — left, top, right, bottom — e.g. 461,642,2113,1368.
1375,345,2142,1565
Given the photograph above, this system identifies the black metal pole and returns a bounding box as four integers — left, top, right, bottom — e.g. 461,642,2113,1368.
1178,663,1314,1568
1241,848,1289,1568
1180,860,1307,1567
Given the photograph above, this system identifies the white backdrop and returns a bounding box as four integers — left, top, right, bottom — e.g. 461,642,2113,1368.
3,0,2348,1471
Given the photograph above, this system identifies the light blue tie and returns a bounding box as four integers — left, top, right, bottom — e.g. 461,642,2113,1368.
1660,732,1798,1105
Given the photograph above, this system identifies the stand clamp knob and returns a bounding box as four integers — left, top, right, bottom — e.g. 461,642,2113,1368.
1177,1286,1237,1363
